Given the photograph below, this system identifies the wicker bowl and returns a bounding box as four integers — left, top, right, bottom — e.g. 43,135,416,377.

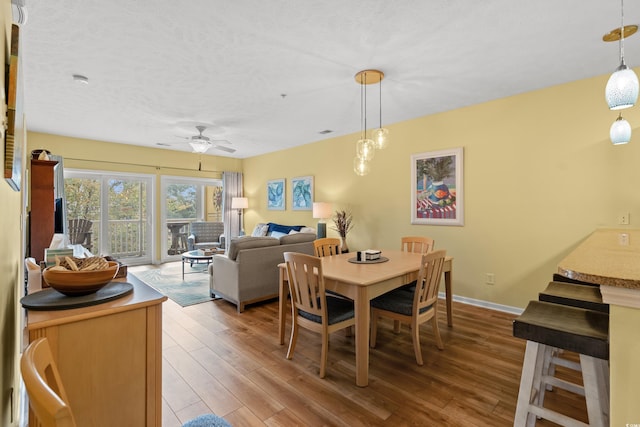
42,261,120,296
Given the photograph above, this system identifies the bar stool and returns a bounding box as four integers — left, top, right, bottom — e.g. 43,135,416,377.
513,300,609,426
536,281,609,412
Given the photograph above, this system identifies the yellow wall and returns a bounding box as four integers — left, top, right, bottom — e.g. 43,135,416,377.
244,73,640,309
27,132,242,261
1,0,24,424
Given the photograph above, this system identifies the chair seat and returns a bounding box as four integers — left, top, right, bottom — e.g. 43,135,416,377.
298,296,354,325
371,288,432,316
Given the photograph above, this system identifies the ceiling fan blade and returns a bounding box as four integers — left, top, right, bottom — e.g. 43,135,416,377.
214,145,236,153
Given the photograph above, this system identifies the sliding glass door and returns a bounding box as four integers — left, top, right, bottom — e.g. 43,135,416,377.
160,177,223,262
64,170,154,266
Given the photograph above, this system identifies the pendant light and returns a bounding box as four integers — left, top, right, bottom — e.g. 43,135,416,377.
353,70,386,175
604,0,639,110
372,71,390,149
610,113,632,145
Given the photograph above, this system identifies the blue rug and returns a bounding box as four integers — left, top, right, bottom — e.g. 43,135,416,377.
130,264,215,307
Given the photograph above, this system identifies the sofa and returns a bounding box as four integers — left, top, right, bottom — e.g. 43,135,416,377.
187,221,225,251
209,231,316,312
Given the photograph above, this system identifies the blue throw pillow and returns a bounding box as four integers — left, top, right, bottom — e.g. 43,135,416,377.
267,223,304,234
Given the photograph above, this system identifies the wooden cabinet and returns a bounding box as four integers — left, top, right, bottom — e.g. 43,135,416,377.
29,159,58,262
26,276,167,426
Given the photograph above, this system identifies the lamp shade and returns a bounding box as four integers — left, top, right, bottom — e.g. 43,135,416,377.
231,197,248,209
356,138,375,161
353,157,371,176
313,202,333,219
610,115,632,145
372,128,389,149
189,141,210,153
605,63,639,110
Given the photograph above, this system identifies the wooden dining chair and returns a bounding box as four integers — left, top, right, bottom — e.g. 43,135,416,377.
21,337,77,427
370,249,447,365
400,236,435,254
21,337,231,427
283,251,355,378
313,237,341,257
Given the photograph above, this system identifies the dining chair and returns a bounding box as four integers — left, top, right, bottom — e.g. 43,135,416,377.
21,337,231,427
313,237,342,257
283,251,355,378
400,236,435,254
370,249,447,365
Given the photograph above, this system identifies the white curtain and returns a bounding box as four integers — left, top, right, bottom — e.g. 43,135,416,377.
222,171,243,246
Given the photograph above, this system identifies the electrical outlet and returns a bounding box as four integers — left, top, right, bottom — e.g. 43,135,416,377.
618,212,630,225
485,273,495,285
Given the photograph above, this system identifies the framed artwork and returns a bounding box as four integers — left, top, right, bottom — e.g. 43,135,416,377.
411,147,464,226
291,175,313,211
267,178,285,210
4,24,23,191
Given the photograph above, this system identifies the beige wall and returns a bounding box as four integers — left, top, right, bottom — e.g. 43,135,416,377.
1,0,24,424
244,73,640,309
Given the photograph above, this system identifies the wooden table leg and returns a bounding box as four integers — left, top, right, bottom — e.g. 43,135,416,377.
278,264,287,345
445,268,453,327
354,287,370,387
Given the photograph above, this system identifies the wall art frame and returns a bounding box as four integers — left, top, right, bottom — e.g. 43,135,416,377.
267,178,285,210
4,24,23,191
291,175,313,211
411,147,464,226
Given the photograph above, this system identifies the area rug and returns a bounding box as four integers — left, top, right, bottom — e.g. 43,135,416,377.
130,263,216,307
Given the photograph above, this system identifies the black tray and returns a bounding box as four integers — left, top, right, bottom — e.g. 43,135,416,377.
20,282,134,310
347,256,389,264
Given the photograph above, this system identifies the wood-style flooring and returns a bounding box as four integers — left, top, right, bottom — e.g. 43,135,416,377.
133,264,589,426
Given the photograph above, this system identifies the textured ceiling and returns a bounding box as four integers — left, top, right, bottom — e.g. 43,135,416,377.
18,0,640,158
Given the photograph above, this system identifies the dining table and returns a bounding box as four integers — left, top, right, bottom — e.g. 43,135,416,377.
277,250,454,387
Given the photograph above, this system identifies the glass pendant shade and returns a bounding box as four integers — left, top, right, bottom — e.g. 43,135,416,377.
353,157,370,176
372,128,389,149
356,138,375,161
605,63,639,110
610,115,632,145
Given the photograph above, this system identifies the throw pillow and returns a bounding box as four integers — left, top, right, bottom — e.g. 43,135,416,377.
267,223,304,235
251,223,269,237
270,230,287,238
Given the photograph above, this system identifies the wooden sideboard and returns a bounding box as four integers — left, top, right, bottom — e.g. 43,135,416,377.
26,275,167,426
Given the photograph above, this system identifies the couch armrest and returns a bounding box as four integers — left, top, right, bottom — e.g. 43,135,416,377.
210,255,239,300
187,234,196,251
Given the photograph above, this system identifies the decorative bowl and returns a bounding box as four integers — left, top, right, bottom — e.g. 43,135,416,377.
42,261,120,296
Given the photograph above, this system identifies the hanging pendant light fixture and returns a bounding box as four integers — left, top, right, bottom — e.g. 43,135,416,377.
610,113,632,145
353,70,385,175
371,70,390,149
604,0,639,110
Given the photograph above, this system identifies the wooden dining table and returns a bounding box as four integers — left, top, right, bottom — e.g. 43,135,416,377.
278,250,454,387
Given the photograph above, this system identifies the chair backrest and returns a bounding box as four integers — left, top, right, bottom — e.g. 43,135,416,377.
313,237,341,257
401,236,435,254
414,250,447,311
20,338,77,427
67,219,92,245
284,252,327,320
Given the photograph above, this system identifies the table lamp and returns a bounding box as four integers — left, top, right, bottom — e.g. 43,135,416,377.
312,202,333,238
231,197,248,236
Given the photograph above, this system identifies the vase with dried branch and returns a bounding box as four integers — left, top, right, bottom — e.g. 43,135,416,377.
331,210,353,253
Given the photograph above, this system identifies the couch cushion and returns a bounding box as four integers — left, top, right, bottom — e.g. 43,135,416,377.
267,223,304,235
279,232,317,245
227,236,279,260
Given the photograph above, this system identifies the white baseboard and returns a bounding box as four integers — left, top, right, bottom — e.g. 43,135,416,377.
439,291,523,316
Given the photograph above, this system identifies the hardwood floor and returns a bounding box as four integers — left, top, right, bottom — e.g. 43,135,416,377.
134,265,589,426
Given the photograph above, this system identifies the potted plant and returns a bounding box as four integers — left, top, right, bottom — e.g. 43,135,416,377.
331,210,353,253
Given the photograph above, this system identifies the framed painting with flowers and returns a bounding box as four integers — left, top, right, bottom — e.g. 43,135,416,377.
411,147,464,226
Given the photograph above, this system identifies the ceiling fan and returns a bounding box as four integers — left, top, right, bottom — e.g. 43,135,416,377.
184,125,236,154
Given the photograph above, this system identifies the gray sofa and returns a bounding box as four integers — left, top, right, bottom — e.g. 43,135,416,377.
209,233,315,312
187,221,225,250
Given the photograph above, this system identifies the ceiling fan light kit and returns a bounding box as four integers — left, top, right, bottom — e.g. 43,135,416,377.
603,0,638,145
353,69,390,176
183,125,235,154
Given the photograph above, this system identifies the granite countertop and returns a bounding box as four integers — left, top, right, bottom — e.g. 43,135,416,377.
557,228,640,289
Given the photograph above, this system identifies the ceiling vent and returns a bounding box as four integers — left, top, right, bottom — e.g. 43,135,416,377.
12,0,28,25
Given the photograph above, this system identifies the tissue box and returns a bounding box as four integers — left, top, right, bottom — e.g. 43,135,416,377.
364,250,381,261
44,248,74,267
